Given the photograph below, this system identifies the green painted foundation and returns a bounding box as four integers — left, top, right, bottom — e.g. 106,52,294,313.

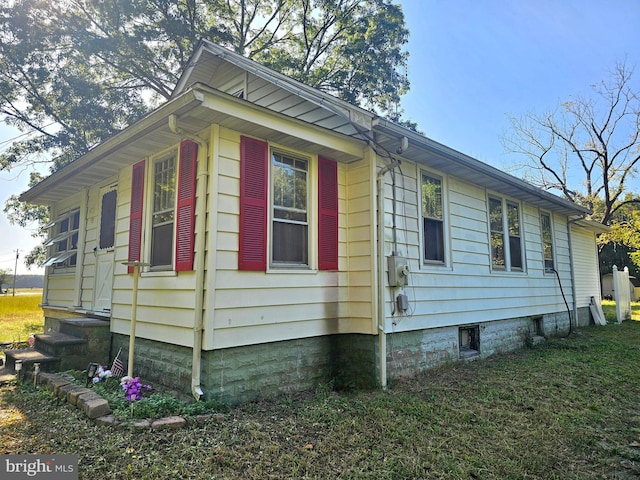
111,309,581,404
111,333,379,404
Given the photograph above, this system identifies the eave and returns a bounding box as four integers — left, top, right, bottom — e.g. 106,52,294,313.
20,88,205,205
20,84,365,205
372,119,591,218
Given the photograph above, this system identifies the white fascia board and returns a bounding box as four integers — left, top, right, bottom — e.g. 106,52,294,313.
194,86,366,159
195,40,375,132
20,89,204,204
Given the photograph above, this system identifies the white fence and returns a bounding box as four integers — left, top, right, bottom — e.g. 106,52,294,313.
612,265,631,323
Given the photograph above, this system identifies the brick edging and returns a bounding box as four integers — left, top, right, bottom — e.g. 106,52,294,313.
30,372,188,430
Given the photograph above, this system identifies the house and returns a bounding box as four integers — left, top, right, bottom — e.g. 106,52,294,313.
16,40,607,403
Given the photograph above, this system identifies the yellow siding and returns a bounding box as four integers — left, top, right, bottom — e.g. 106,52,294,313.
45,274,76,307
44,193,83,308
202,127,371,350
109,153,200,347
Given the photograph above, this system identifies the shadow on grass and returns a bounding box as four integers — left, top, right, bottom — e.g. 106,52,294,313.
3,321,640,479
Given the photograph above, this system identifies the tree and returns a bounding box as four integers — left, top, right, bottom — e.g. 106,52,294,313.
0,0,410,175
596,194,640,276
3,172,49,268
1,0,410,267
0,268,9,290
503,62,640,226
503,62,640,273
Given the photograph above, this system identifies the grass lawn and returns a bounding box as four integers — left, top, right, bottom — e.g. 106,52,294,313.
0,290,44,344
2,309,640,479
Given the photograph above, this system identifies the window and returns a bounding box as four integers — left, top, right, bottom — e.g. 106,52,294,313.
127,140,198,273
507,202,523,270
44,209,80,268
151,153,177,268
271,152,309,266
489,197,505,268
459,325,480,358
540,212,554,273
99,189,117,250
421,173,444,263
489,196,523,271
238,136,338,271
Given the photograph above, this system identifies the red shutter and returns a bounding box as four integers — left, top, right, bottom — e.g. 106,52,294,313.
318,156,338,270
175,140,198,272
127,160,145,274
239,136,268,271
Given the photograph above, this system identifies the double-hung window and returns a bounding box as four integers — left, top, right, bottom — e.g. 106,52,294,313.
44,209,80,269
238,136,338,272
421,172,445,263
540,212,554,273
489,196,523,271
151,153,177,269
271,152,309,266
127,140,198,273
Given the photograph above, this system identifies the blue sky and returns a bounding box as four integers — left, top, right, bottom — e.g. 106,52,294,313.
1,0,639,275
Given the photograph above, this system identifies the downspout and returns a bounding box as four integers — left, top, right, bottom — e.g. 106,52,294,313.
168,114,208,400
566,216,586,331
376,157,401,390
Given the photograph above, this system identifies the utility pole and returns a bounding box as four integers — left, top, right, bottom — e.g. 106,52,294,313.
12,249,18,297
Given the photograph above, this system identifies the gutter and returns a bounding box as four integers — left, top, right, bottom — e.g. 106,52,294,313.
20,89,204,204
168,114,209,401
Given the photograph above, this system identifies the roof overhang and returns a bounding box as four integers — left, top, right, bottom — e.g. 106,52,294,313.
372,118,591,218
570,217,611,234
20,84,365,205
20,88,204,204
173,39,375,133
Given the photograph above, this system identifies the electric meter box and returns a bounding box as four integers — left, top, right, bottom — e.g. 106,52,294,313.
387,255,409,287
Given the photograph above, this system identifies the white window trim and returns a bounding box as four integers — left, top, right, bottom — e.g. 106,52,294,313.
487,194,525,274
540,210,556,275
144,147,179,272
44,208,80,271
267,146,316,272
418,167,450,269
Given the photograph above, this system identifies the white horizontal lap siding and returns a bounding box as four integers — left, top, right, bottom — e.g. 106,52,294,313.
208,128,356,350
388,163,575,332
449,182,491,274
571,226,600,307
109,160,198,348
522,204,543,275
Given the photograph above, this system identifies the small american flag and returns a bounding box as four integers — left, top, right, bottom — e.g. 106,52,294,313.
110,348,125,377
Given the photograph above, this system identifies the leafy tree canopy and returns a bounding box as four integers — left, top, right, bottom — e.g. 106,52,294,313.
596,194,640,276
0,0,411,175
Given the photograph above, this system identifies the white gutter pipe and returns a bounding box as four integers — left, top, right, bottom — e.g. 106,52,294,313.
168,114,209,400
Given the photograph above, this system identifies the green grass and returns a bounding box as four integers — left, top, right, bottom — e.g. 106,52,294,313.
3,318,640,479
0,290,44,344
602,300,640,322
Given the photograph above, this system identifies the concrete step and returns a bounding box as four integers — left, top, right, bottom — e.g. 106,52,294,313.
58,318,110,340
35,332,87,357
0,366,17,384
4,348,60,373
